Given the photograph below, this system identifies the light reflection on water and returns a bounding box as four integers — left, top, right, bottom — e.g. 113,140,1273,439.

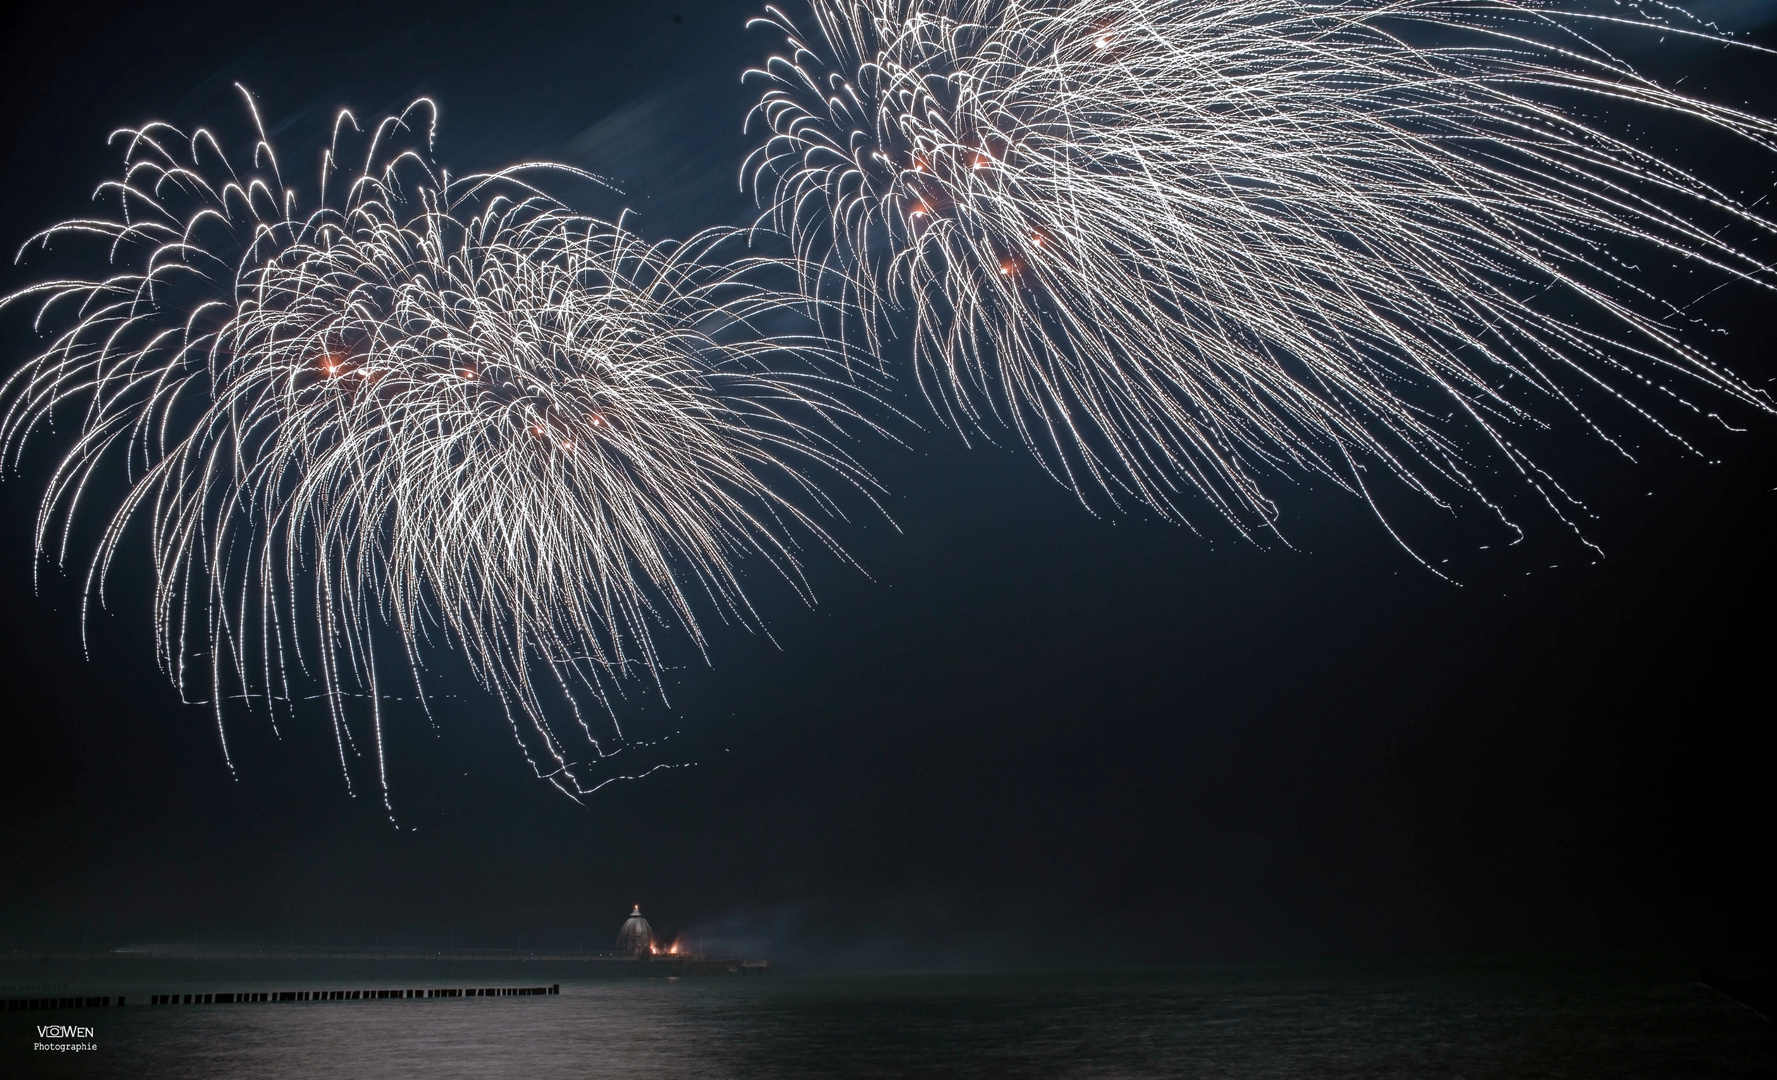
5,960,1772,1078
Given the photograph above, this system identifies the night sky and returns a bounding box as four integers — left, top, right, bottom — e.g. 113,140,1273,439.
0,0,1772,969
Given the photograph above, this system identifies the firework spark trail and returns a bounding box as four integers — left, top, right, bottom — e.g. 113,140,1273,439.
1,88,883,808
745,0,1777,558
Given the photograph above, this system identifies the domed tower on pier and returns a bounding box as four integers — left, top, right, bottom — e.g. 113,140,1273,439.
617,905,654,956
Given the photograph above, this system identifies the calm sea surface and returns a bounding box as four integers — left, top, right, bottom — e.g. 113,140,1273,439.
5,957,1771,1078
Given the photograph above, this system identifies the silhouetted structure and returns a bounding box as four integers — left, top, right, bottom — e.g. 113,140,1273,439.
616,906,654,957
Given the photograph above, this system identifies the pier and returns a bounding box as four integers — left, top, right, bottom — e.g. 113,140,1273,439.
4,944,765,970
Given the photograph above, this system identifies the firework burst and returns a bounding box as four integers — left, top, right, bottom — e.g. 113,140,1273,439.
1,89,880,807
746,0,1777,557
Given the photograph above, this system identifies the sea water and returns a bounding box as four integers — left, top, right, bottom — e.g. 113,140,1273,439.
4,956,1771,1078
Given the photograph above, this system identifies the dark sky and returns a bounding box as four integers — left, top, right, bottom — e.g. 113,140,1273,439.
0,0,1772,969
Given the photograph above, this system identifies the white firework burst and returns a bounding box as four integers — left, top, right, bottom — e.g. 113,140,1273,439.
746,0,1777,557
1,89,880,806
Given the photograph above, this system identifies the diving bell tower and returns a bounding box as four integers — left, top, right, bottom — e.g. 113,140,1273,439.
616,905,654,956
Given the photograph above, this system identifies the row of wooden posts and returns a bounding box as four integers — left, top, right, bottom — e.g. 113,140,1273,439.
152,985,560,1004
6,996,122,1011
5,985,561,1011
